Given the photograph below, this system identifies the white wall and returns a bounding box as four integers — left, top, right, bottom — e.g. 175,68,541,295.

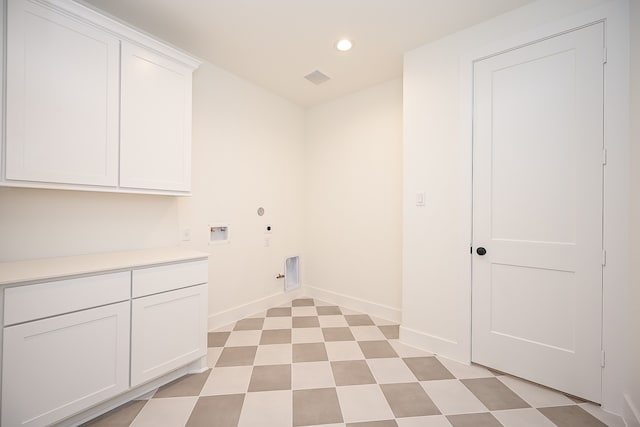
178,62,305,328
304,79,403,320
0,189,179,261
0,27,401,329
0,60,306,329
402,0,628,414
626,1,640,424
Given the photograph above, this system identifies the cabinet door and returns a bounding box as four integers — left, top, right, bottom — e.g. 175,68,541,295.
1,301,130,427
131,284,207,386
120,42,193,192
5,0,119,186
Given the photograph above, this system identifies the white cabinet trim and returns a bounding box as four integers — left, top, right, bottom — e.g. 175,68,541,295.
29,0,200,69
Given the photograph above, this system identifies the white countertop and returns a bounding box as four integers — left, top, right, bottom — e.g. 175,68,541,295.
0,247,209,286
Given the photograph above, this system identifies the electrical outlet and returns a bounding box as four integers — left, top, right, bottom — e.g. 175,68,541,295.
181,228,191,241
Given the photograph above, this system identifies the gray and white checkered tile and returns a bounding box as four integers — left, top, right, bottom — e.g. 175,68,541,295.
84,299,622,427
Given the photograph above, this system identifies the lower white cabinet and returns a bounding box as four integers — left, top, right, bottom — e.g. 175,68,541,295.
131,284,208,386
1,301,130,427
0,252,208,426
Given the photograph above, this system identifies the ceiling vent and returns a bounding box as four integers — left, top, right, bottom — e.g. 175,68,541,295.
304,70,331,85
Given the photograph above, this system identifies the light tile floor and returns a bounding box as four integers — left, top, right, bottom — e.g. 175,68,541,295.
83,298,623,427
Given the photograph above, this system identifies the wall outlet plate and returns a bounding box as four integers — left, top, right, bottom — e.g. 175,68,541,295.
181,228,191,241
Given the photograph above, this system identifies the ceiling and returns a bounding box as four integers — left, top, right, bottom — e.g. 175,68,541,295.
82,0,536,107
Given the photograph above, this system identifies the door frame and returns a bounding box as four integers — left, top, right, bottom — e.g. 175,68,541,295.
458,0,629,414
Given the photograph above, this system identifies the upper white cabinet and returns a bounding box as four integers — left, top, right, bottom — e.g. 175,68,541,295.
5,0,120,186
120,42,193,192
2,0,201,195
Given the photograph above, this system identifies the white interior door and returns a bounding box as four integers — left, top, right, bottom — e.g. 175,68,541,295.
472,23,605,402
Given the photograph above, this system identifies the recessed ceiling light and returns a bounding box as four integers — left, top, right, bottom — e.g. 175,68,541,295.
336,39,353,52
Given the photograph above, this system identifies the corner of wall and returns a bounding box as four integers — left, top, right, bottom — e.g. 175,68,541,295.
624,394,640,427
302,79,404,317
626,0,640,421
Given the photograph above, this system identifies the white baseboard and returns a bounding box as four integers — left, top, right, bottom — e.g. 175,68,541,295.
303,285,401,323
65,358,204,426
189,355,209,374
208,288,305,331
624,394,640,427
399,325,470,364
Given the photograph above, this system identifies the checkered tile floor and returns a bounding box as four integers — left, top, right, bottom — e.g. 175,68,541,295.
84,298,623,427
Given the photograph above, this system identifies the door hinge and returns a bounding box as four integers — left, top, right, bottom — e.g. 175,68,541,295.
601,350,606,368
603,47,608,64
602,250,607,266
602,149,607,165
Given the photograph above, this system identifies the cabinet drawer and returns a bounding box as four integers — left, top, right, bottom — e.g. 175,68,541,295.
132,260,208,298
4,272,130,326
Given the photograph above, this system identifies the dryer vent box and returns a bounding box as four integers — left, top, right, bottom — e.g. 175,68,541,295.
284,256,300,291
